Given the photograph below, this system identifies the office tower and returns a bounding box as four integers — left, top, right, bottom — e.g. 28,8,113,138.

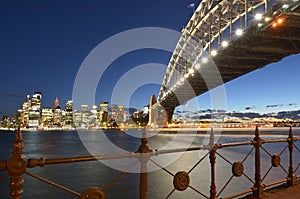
99,102,109,125
90,105,98,126
65,100,73,126
52,97,62,126
21,95,31,127
41,108,53,127
52,97,59,111
28,92,42,128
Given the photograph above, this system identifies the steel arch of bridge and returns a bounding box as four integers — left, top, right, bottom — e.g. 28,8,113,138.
158,0,287,102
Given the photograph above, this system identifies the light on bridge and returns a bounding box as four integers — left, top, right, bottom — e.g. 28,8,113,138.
272,18,284,28
180,77,184,82
255,13,263,21
277,18,284,24
236,29,243,36
188,68,194,74
221,41,228,47
282,4,289,9
184,73,189,78
202,57,208,63
195,63,200,69
211,50,217,56
264,17,271,22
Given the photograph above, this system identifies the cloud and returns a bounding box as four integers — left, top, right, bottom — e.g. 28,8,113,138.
266,104,284,108
288,103,297,106
245,106,256,110
0,91,23,101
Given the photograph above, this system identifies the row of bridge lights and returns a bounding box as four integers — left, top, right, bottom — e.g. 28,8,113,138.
161,3,291,100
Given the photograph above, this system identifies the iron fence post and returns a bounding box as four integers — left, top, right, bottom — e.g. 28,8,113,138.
287,127,295,187
7,128,27,199
209,144,217,199
253,127,263,198
136,127,152,199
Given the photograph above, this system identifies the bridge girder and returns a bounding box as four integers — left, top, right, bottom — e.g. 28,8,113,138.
157,0,300,123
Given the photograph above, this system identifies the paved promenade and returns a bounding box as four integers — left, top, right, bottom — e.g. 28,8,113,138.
264,183,300,199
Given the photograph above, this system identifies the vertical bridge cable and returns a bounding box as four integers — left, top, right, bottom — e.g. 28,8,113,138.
25,171,81,197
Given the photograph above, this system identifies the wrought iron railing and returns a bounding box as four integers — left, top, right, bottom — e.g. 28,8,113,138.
0,127,299,198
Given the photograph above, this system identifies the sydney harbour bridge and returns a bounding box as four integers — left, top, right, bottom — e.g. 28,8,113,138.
146,0,300,126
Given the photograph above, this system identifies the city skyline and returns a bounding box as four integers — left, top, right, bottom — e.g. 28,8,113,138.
1,0,300,118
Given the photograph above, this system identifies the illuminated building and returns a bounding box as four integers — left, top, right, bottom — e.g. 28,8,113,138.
52,97,62,126
41,108,53,127
99,102,109,125
90,105,98,126
21,95,31,127
81,105,90,128
28,92,42,128
116,105,126,123
52,97,59,111
65,100,73,126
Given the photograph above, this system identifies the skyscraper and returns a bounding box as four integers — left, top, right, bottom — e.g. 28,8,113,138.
99,102,109,125
28,92,42,128
21,95,31,127
65,100,73,126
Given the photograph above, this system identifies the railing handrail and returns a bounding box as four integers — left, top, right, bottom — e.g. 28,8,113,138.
0,127,300,199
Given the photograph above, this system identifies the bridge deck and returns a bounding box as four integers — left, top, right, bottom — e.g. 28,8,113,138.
160,3,300,111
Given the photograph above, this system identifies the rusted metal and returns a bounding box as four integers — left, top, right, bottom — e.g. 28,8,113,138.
264,179,287,188
253,126,264,199
173,171,190,191
287,127,296,187
80,187,105,199
209,144,217,199
136,128,153,199
25,171,81,197
7,128,27,199
2,127,300,199
271,154,281,167
232,161,244,177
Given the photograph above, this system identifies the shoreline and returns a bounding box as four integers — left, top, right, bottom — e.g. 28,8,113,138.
1,127,299,136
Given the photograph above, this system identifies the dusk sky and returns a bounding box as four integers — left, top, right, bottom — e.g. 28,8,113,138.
1,0,300,117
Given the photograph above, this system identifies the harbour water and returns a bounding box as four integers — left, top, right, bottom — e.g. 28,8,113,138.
0,128,300,198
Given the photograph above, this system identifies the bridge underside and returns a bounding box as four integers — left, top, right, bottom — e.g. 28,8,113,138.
159,10,300,123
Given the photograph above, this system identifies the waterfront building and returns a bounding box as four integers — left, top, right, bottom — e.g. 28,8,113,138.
28,92,42,128
53,106,62,126
110,104,118,120
81,105,91,128
115,105,126,123
99,102,109,125
65,100,73,126
52,97,59,112
73,110,81,127
14,109,23,127
41,108,53,127
90,105,98,127
21,95,31,127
